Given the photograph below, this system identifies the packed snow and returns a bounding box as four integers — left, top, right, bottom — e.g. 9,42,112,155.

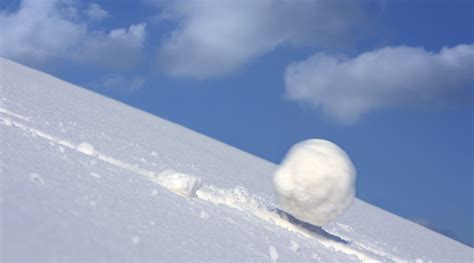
290,240,300,252
76,142,97,156
153,169,203,197
1,57,473,262
269,245,279,262
274,139,356,226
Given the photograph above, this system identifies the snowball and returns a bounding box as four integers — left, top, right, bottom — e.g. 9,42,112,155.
76,142,97,156
273,139,356,226
154,169,202,197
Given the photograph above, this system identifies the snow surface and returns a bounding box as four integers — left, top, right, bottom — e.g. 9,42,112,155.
274,139,356,226
1,57,473,262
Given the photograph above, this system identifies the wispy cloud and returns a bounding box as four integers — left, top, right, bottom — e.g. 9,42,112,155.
155,0,371,78
72,24,146,70
0,0,84,63
284,44,474,123
85,3,108,22
0,0,146,70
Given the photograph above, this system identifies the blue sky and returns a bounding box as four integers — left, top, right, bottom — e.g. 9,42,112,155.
1,0,473,246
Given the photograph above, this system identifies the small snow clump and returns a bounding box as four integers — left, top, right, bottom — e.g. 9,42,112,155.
273,139,356,226
200,210,210,220
290,240,300,252
3,118,13,126
30,173,44,185
269,245,279,262
154,169,202,197
76,142,97,156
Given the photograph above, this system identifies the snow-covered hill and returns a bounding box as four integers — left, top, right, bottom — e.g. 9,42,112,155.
1,57,472,262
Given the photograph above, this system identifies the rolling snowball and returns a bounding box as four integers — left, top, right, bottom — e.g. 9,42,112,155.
273,139,356,226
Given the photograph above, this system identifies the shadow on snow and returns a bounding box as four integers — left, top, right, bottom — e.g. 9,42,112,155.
273,208,350,244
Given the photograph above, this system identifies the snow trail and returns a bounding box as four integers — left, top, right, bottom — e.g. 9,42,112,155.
195,185,383,262
0,107,408,262
0,107,30,121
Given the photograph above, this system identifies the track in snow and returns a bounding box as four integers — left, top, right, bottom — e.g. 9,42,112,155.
0,106,416,263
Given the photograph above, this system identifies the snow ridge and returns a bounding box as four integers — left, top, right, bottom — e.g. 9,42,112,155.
1,106,415,263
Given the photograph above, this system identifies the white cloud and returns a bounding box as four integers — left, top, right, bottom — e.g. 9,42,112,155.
0,0,85,63
0,0,145,69
85,3,108,22
156,0,369,78
72,24,146,69
284,44,474,123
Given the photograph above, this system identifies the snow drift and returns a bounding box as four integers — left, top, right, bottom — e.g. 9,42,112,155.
274,139,356,226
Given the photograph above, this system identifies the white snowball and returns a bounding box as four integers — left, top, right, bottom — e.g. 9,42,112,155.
273,139,356,226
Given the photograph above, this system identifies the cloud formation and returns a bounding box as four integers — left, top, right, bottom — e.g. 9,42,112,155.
0,0,145,69
156,0,369,78
0,0,84,63
284,44,474,123
72,24,146,70
85,3,108,22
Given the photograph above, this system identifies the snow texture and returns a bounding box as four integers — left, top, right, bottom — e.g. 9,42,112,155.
274,139,356,226
1,57,472,262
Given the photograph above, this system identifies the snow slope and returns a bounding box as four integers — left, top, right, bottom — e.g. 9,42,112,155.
0,57,472,262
